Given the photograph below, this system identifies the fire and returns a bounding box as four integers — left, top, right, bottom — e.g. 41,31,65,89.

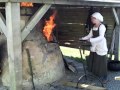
43,11,57,42
21,2,33,7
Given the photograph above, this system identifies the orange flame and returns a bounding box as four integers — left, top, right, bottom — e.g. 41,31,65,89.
21,2,33,7
43,11,57,42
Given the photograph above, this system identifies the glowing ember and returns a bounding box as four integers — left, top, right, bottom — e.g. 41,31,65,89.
21,2,33,7
43,11,57,42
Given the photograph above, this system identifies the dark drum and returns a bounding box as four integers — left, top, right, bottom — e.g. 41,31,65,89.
108,60,120,71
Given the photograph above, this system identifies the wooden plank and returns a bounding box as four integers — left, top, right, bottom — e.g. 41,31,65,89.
54,0,120,7
0,28,3,33
0,12,7,37
63,81,107,90
114,9,120,60
0,0,8,2
9,0,42,3
43,0,54,4
6,0,120,3
114,25,120,60
21,4,51,41
57,6,114,48
1,0,120,7
118,25,120,61
115,76,120,80
6,2,22,90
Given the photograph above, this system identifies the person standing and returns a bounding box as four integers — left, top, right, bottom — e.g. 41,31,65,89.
80,12,108,83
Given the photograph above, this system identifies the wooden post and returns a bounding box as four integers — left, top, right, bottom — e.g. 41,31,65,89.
114,26,119,60
6,2,22,90
118,9,120,61
112,8,120,25
114,8,120,60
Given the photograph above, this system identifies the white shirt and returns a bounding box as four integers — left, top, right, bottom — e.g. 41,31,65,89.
82,24,108,56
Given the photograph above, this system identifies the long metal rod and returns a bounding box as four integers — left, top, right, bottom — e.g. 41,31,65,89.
79,46,87,75
77,41,104,87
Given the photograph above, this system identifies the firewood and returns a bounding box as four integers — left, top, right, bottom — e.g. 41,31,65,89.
62,81,107,90
115,76,120,80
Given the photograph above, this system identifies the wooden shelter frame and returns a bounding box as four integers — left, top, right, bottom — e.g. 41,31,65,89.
0,0,120,90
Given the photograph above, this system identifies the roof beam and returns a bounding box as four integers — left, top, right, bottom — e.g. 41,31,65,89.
7,0,120,3
82,0,120,3
8,0,120,7
0,0,8,2
1,0,120,7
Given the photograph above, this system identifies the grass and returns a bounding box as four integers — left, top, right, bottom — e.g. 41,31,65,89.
60,46,115,62
60,46,90,62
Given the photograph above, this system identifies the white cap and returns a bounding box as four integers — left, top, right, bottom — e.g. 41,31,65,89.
91,12,103,22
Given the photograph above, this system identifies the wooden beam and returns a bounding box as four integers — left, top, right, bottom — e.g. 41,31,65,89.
0,0,8,2
115,76,120,80
21,4,51,41
114,26,119,60
117,9,120,61
6,2,22,90
7,0,120,3
112,8,120,59
63,81,107,90
1,0,120,7
114,8,120,60
109,26,116,54
112,8,120,25
0,28,3,33
118,25,120,61
0,12,7,37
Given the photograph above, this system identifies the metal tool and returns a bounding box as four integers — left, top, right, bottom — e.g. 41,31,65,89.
76,40,104,88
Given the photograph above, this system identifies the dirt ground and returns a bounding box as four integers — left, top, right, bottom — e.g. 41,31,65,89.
38,58,120,90
1,57,120,90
